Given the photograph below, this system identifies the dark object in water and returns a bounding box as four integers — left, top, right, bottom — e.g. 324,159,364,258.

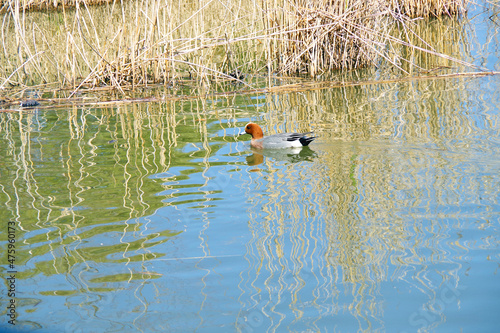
229,69,245,81
20,99,40,107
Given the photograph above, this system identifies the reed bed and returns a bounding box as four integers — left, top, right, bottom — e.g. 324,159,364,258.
0,0,470,93
388,0,467,17
0,0,113,12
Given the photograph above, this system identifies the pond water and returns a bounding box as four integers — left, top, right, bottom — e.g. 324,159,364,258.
1,4,500,333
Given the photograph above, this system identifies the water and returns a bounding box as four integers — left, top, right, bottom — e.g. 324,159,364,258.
1,4,500,333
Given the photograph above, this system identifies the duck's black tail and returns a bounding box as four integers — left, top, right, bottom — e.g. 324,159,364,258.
299,135,316,146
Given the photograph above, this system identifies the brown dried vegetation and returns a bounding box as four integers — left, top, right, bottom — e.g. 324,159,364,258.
0,0,469,91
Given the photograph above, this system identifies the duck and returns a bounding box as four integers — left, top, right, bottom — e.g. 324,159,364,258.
243,122,315,149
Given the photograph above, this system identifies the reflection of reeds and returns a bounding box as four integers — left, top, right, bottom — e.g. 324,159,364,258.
0,0,470,90
0,55,490,330
236,56,483,330
0,94,252,282
0,101,193,282
0,101,229,326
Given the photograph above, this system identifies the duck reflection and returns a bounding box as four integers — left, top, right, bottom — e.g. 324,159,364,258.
246,146,317,166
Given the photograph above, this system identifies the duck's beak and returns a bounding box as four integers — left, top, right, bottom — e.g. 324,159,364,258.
238,127,249,137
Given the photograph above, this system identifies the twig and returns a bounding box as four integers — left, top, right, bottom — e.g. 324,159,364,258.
0,51,44,90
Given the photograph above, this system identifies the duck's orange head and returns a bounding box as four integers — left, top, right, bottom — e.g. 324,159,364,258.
244,123,264,139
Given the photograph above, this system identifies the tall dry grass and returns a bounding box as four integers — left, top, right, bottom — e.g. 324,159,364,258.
388,0,467,17
266,0,470,76
0,0,470,93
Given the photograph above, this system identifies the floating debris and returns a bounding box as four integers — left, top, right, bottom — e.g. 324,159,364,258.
229,69,245,81
20,99,40,107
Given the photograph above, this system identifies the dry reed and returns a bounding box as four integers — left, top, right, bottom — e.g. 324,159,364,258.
0,0,113,12
0,0,471,93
